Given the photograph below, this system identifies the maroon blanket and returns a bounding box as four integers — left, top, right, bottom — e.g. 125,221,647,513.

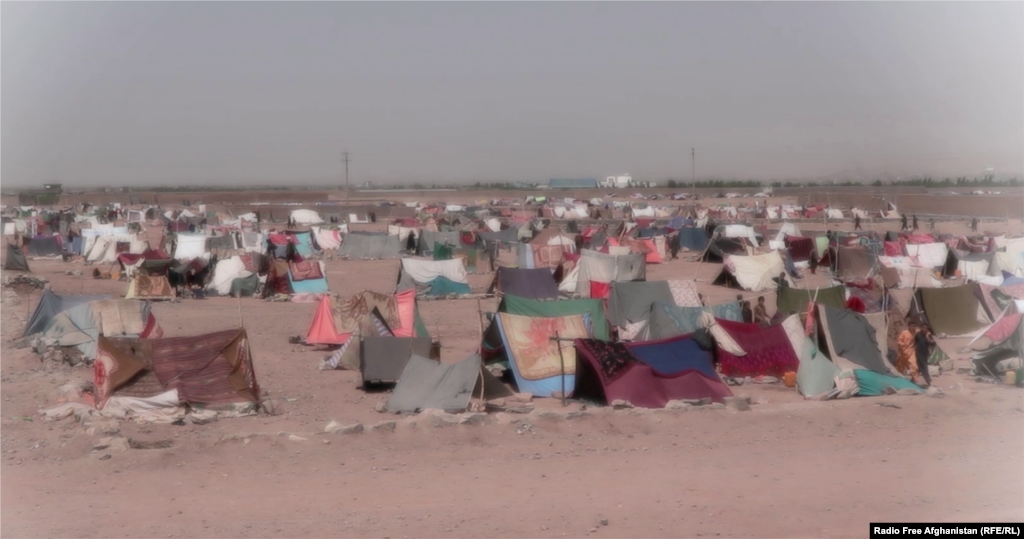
288,260,323,282
715,319,800,378
150,329,259,406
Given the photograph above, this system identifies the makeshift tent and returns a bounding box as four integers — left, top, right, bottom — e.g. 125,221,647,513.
94,329,259,408
22,289,111,337
125,274,175,300
676,227,709,252
208,256,249,296
648,302,743,340
607,281,672,329
971,313,1023,378
573,334,732,407
385,353,511,413
174,234,208,260
781,314,836,397
289,209,323,225
878,256,943,289
714,318,800,377
229,274,260,298
774,223,803,243
360,337,433,385
496,294,609,342
41,300,161,359
397,258,470,297
943,250,992,279
816,304,895,375
26,236,62,256
826,245,877,282
288,231,315,258
338,232,402,260
783,236,816,262
573,249,646,297
714,252,785,292
427,276,472,297
918,284,988,336
4,244,30,271
287,261,329,294
905,243,948,269
776,285,846,318
490,267,559,300
495,312,590,397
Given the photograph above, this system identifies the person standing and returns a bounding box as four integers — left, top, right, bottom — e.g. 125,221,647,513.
854,214,862,231
753,296,771,327
971,217,979,233
912,215,919,230
914,324,935,388
896,321,919,379
901,213,908,231
741,301,754,324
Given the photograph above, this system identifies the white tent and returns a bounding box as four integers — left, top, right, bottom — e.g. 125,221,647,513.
290,209,324,225
723,251,785,292
174,234,208,260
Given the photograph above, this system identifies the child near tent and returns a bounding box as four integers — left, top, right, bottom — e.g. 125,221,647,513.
896,321,919,380
753,297,770,327
914,325,936,388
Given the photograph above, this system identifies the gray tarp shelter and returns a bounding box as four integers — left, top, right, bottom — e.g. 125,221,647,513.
23,289,111,338
339,232,401,260
385,353,511,413
360,336,433,385
4,245,31,272
416,231,461,256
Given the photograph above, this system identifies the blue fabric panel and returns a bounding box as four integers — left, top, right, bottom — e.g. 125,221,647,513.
629,337,716,379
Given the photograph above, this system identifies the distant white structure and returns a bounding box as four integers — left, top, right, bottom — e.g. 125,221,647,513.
603,175,633,189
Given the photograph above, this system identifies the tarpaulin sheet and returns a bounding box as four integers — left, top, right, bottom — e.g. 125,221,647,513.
776,285,846,317
398,258,469,294
854,369,922,396
782,315,836,397
667,280,702,307
417,230,461,256
339,232,401,259
494,267,559,300
360,337,432,383
817,304,894,374
906,243,948,269
575,250,646,297
174,234,208,260
920,284,987,336
23,289,111,337
648,302,742,340
835,246,876,282
607,281,672,327
385,354,500,413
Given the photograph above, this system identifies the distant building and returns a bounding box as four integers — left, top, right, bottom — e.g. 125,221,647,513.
603,175,633,189
548,178,599,189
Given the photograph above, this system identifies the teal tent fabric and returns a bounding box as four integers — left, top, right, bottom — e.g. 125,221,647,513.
500,294,609,341
229,274,259,298
853,369,922,396
433,243,454,261
427,276,471,297
796,339,838,397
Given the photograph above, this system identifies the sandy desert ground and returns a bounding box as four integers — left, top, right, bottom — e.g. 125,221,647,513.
2,196,1023,538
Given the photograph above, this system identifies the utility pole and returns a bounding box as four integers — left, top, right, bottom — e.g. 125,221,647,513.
342,150,350,200
691,147,696,196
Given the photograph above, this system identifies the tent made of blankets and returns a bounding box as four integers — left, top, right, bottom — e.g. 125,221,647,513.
118,250,174,279
713,318,800,378
125,274,175,300
494,312,591,397
385,353,512,413
943,250,992,279
265,259,328,295
975,283,1024,321
4,244,30,271
339,231,401,260
40,299,162,360
397,258,471,297
174,233,208,260
913,284,989,336
712,251,785,292
307,290,432,371
286,230,316,258
565,249,647,297
606,281,687,340
22,289,111,337
573,334,733,408
488,267,559,300
878,256,943,289
970,313,1023,379
93,329,259,413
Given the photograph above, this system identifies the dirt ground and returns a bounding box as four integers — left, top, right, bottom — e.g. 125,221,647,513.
2,206,1023,538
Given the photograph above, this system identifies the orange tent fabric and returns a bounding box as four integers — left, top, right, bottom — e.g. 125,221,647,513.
305,295,352,345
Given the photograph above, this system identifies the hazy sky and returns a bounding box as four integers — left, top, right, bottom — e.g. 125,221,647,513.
2,2,1022,187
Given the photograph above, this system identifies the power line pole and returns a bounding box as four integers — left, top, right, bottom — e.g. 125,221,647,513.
342,150,350,200
691,147,696,196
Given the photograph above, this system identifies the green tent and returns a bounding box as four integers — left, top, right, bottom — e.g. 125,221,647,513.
777,285,846,318
427,276,471,297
